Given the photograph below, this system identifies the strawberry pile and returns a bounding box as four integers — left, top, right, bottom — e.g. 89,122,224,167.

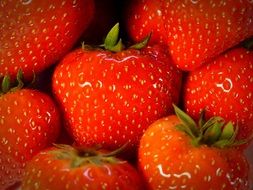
0,0,253,190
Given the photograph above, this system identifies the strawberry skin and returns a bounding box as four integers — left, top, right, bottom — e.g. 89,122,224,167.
162,0,253,70
125,0,253,70
124,0,166,44
0,89,61,190
52,44,182,150
183,47,253,142
138,115,250,190
0,0,94,80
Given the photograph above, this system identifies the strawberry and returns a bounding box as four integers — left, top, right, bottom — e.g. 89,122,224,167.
183,47,253,142
0,71,61,190
124,0,166,44
138,105,250,190
125,0,253,70
0,0,94,80
21,144,145,190
52,23,182,152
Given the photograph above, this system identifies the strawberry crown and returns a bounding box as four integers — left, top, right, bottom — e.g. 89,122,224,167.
82,23,151,52
50,143,128,168
0,69,36,95
0,69,24,95
173,104,246,148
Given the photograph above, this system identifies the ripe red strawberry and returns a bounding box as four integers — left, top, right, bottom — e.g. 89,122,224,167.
0,72,61,190
52,24,182,152
183,47,253,142
138,105,250,190
21,144,145,190
0,0,94,80
124,0,166,44
125,0,253,71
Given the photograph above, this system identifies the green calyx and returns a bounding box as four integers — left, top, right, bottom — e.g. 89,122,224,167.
0,69,24,95
99,23,151,52
51,143,128,168
173,104,246,148
103,23,124,52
